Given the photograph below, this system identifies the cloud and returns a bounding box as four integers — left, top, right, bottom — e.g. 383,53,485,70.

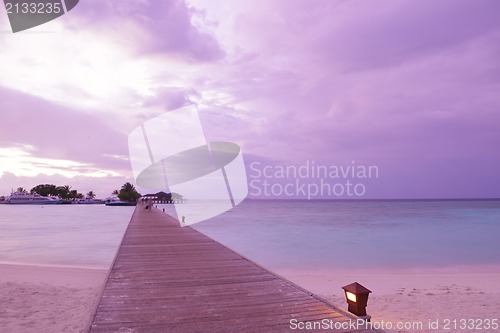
141,87,197,111
186,0,500,197
293,0,500,72
0,86,130,173
0,171,132,198
223,0,500,73
68,0,224,62
1,0,499,198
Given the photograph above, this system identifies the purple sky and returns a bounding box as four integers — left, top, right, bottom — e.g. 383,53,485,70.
1,0,499,199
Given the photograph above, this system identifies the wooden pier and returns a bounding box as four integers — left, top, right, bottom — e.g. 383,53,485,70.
88,207,377,333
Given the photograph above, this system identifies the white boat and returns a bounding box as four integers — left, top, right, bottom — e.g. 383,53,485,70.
74,196,105,204
3,191,62,205
104,197,137,206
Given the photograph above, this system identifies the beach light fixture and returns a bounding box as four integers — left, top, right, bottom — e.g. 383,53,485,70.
342,282,371,317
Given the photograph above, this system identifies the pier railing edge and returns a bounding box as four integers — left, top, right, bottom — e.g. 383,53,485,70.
84,206,139,333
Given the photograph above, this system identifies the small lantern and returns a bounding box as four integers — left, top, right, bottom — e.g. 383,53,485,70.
342,282,371,317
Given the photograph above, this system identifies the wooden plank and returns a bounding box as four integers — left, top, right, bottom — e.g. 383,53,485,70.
88,207,376,333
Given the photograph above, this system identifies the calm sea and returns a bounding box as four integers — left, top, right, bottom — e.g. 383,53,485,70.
1,200,499,270
182,199,500,271
0,204,134,268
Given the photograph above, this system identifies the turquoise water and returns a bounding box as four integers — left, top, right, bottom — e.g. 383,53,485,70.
1,200,499,271
0,204,133,268
185,199,500,270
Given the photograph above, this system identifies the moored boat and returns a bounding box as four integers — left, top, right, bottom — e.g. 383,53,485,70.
75,196,105,204
104,197,137,206
3,191,62,204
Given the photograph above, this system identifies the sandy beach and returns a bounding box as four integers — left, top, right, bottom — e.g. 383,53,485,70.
2,262,499,333
278,266,500,333
0,263,107,333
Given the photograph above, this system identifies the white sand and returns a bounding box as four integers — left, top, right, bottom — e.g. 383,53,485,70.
0,263,107,333
276,266,500,333
2,263,499,333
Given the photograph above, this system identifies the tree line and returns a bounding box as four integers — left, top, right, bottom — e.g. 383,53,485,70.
15,182,142,202
16,184,86,199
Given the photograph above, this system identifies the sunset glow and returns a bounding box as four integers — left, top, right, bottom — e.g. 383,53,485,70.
1,0,499,198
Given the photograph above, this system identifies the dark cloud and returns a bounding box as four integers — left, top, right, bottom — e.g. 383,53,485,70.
0,86,129,172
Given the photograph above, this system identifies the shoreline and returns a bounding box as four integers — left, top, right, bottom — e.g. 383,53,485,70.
0,260,108,271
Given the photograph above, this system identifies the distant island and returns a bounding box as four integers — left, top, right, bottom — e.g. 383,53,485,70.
0,182,140,205
0,183,186,206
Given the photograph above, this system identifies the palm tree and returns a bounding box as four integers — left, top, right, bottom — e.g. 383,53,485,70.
87,191,96,198
56,185,71,199
16,187,28,194
118,182,141,202
111,189,119,196
121,182,136,192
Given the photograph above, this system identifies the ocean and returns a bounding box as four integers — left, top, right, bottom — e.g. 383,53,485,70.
1,200,499,271
0,204,134,268
190,199,500,271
